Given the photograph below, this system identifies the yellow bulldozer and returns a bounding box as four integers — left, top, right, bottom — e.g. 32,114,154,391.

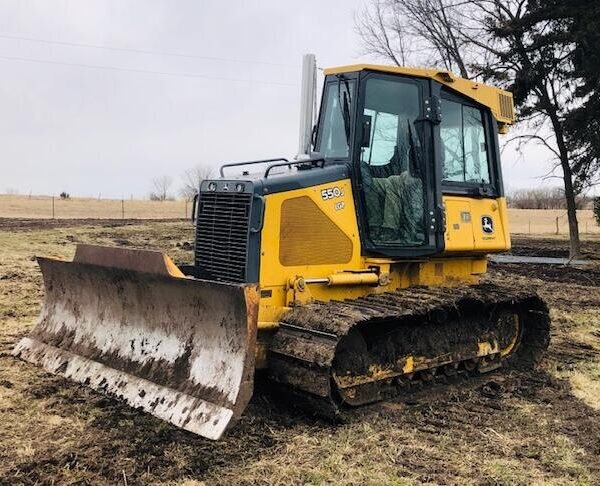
14,58,550,440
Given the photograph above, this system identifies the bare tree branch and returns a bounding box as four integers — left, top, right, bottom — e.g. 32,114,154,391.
150,175,173,201
179,165,214,201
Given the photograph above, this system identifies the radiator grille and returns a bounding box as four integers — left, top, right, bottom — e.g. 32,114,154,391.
195,191,252,283
498,93,514,120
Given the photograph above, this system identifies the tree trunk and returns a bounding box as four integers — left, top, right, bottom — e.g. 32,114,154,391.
549,111,581,258
559,154,581,259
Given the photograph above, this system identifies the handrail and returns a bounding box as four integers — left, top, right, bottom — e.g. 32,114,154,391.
264,158,325,178
219,158,289,177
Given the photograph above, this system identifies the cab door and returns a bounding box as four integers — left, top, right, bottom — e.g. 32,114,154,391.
353,71,442,257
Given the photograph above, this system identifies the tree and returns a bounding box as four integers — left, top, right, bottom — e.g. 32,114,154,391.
356,0,470,76
179,165,214,201
150,175,173,201
356,0,600,258
558,0,600,193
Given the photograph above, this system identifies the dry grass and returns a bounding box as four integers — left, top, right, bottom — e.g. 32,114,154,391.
0,194,191,219
0,221,599,485
508,208,599,235
547,309,600,410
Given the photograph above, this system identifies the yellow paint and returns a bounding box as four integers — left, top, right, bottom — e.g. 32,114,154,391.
477,341,499,356
252,179,510,368
255,180,508,336
256,180,483,333
162,254,185,278
323,64,515,130
500,315,521,357
326,272,380,286
443,196,511,253
402,356,414,374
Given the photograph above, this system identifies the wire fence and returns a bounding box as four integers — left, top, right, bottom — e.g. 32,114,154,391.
0,194,191,220
506,209,599,235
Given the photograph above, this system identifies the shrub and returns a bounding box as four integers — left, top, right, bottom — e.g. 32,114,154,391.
507,187,590,210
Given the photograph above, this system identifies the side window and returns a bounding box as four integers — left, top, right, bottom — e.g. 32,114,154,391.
440,99,491,184
317,81,355,158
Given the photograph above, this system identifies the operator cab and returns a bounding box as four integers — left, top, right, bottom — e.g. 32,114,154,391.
314,66,510,257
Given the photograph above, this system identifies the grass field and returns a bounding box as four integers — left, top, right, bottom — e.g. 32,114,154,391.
1,194,599,234
0,219,598,485
0,194,192,220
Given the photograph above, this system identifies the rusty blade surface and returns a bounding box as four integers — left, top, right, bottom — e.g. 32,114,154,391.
13,245,259,440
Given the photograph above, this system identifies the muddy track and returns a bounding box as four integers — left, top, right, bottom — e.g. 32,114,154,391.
269,283,550,418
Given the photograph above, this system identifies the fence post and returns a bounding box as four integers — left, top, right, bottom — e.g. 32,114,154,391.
185,200,188,219
51,196,55,219
528,219,531,234
555,216,559,235
121,199,125,219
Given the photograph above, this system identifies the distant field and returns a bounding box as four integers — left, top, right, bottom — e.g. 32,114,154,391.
0,194,598,234
0,194,191,220
509,208,599,234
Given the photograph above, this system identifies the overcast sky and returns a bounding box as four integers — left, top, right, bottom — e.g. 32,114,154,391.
0,0,561,199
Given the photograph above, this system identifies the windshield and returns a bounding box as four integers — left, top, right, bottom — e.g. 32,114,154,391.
316,79,355,158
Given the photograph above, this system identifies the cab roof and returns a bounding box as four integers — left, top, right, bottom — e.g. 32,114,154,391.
323,64,515,132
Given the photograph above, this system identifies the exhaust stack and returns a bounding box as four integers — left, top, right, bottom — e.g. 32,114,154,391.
296,53,317,159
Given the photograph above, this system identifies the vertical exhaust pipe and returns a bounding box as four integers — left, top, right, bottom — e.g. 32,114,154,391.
296,53,317,160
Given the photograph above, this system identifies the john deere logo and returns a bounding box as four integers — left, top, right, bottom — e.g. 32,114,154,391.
481,216,494,234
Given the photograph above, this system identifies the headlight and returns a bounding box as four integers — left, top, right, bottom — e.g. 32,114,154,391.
235,183,245,193
207,182,217,192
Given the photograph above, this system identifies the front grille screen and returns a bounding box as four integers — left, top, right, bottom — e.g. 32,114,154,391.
195,191,252,283
498,93,514,120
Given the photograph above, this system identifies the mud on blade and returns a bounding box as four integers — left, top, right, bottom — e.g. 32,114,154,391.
13,245,259,440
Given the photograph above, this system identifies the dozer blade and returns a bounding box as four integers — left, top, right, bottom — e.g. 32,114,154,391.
12,244,258,440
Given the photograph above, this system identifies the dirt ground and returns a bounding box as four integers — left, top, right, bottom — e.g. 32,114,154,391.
0,220,599,485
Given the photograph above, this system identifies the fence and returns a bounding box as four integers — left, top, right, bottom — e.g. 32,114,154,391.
0,194,191,220
507,209,599,235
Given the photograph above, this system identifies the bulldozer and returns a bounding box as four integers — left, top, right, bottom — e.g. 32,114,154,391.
13,57,550,440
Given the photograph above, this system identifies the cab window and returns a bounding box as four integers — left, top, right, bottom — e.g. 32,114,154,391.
440,99,491,184
317,80,355,158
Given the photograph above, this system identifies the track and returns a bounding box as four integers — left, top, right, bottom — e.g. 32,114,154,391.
268,283,550,417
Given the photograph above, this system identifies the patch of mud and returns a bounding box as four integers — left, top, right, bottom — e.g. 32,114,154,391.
490,261,600,285
356,368,600,482
0,218,186,231
511,236,600,260
3,372,309,485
